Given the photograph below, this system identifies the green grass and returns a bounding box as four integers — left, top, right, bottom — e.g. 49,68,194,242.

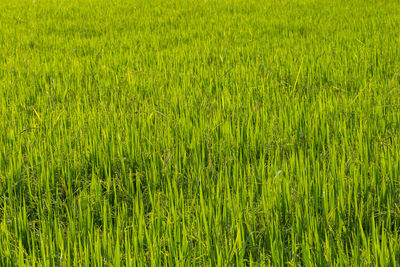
1,0,400,265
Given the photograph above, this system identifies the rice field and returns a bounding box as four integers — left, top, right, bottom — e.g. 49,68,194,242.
1,0,400,265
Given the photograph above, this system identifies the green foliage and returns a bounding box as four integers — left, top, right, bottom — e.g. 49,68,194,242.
1,0,400,265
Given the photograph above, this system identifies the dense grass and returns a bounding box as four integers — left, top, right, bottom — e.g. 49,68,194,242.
1,0,400,265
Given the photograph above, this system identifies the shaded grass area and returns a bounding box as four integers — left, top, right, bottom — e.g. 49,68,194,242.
1,0,400,265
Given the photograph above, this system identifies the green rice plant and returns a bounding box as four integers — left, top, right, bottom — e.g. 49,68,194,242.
1,0,400,265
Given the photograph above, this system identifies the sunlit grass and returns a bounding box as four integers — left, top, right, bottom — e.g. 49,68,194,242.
1,0,400,265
